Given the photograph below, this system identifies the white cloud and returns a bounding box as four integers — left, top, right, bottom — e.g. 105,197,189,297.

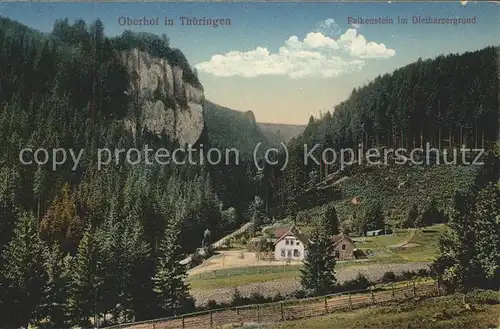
195,21,395,79
338,28,395,59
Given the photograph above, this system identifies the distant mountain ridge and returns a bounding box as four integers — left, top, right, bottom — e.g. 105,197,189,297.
257,122,306,144
204,101,307,152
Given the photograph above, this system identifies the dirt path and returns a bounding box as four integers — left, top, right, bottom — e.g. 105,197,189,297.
389,229,417,248
190,262,430,306
188,251,302,275
181,222,252,267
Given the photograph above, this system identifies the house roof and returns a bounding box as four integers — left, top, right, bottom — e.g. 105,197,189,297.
273,225,309,246
331,232,355,247
271,226,292,239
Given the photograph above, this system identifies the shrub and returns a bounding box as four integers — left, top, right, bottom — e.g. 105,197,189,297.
337,273,372,292
417,268,430,277
232,288,245,306
206,300,219,309
400,270,416,280
466,289,500,305
381,271,397,283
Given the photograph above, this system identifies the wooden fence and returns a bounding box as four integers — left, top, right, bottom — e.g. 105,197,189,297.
105,280,439,329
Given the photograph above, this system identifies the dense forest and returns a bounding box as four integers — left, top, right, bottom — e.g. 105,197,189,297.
0,16,258,328
300,46,498,153
275,46,499,221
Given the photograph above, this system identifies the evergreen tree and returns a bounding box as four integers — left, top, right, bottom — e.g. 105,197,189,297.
403,203,419,228
361,202,385,233
247,196,265,236
120,213,153,322
431,191,482,293
320,204,340,236
0,213,47,329
0,167,20,252
153,216,194,317
68,228,102,326
41,242,70,328
300,228,337,296
417,198,446,227
472,182,500,283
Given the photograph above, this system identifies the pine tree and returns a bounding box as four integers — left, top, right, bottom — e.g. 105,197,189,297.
0,167,20,252
247,196,265,237
362,202,385,233
432,191,478,293
0,212,47,329
320,204,340,236
120,212,153,322
472,182,500,284
417,198,446,227
300,228,337,296
68,228,102,326
95,215,121,322
40,183,83,253
153,216,194,317
41,242,70,328
403,203,419,228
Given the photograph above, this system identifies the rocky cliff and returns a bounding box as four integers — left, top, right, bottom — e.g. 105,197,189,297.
120,49,205,146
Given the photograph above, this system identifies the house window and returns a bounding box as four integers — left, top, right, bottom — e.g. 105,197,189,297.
334,250,340,258
281,249,285,257
287,250,292,258
293,249,299,257
296,241,300,245
342,244,346,250
285,240,289,245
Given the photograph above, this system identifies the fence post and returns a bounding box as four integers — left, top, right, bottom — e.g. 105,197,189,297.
348,293,352,310
280,302,284,321
210,310,213,327
182,315,185,329
413,280,417,297
257,305,261,323
371,289,375,304
391,284,395,298
324,296,328,313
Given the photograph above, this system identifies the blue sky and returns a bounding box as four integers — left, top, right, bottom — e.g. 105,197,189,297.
1,2,498,124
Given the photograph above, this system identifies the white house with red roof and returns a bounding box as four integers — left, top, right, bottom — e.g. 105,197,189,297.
273,226,309,261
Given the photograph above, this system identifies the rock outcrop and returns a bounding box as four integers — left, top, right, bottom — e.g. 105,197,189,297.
120,49,204,146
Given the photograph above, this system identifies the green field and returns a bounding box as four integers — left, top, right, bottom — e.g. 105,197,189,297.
266,291,500,329
354,224,448,262
187,265,302,290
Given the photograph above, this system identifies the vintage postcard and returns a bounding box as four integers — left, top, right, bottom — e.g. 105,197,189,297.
0,1,498,329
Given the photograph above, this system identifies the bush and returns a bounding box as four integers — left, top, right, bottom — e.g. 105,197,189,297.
466,289,500,305
337,273,372,292
417,268,430,277
381,271,397,283
206,300,219,309
400,270,416,280
353,249,367,259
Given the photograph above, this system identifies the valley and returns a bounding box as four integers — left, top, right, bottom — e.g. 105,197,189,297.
0,5,498,329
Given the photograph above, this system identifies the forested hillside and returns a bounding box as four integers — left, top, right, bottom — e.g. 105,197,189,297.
277,46,499,226
204,100,270,155
299,46,498,153
0,16,255,328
